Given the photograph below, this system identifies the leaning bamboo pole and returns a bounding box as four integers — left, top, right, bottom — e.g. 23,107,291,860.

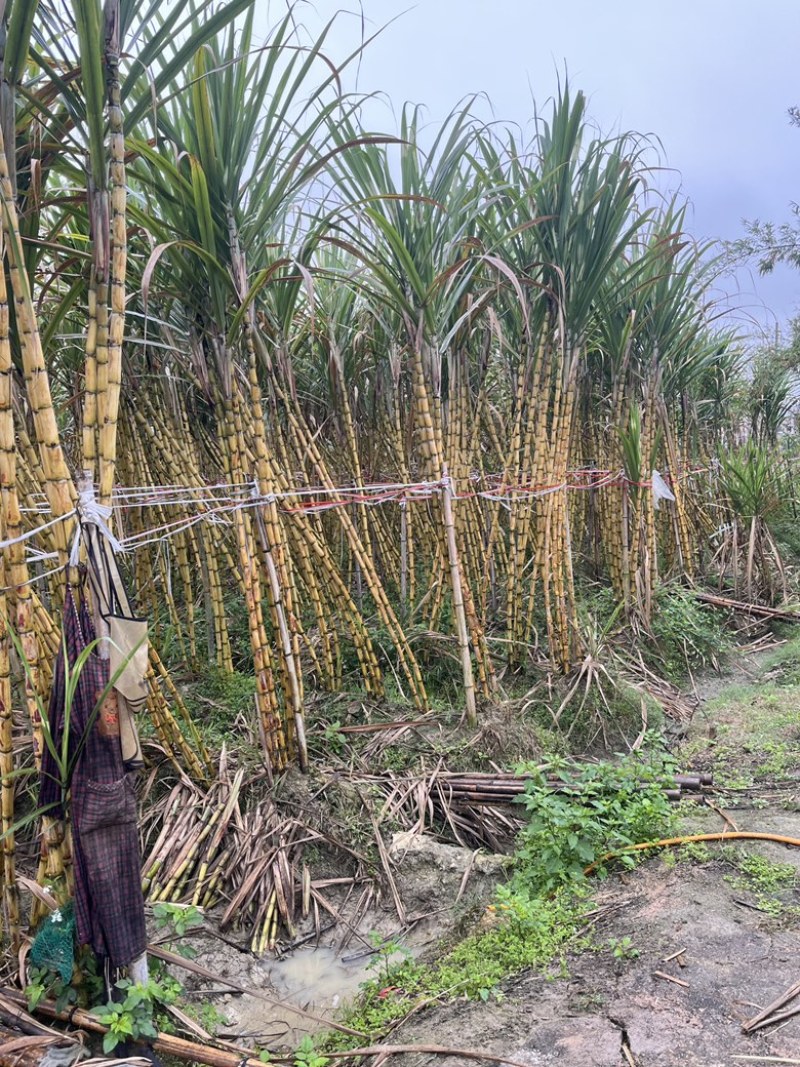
0,562,17,946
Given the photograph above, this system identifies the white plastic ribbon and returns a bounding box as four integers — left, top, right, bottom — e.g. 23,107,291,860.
652,469,676,510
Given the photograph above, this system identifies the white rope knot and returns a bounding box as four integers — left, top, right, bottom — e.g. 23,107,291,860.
70,482,124,566
250,482,279,507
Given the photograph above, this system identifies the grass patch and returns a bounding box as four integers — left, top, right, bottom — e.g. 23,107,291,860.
183,667,258,748
721,847,799,918
322,886,590,1051
681,667,800,788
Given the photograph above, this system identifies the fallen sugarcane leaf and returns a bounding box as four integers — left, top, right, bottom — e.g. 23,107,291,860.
744,1003,800,1034
704,800,740,832
0,1035,66,1054
0,992,79,1041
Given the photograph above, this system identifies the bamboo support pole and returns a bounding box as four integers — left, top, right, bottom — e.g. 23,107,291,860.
441,467,476,725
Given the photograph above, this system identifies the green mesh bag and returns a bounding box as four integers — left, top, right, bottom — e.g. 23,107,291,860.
30,901,76,983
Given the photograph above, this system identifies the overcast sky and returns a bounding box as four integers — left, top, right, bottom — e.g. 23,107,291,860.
255,0,800,340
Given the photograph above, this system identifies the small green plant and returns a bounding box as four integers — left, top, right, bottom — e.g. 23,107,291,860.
197,1000,229,1032
26,964,76,1014
152,902,204,938
608,935,639,961
293,1035,330,1067
364,931,412,985
25,947,104,1014
322,720,346,755
93,978,178,1054
676,841,713,864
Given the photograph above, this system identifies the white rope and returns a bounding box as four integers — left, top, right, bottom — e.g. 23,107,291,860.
0,509,75,552
0,561,66,593
473,483,567,502
0,465,706,581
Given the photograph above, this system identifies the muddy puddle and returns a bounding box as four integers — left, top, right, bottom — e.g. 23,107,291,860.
228,945,369,1045
206,935,420,1047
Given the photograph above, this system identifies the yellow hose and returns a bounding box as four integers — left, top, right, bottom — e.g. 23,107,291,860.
586,831,800,876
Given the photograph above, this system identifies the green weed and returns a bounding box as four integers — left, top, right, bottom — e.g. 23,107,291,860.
608,935,639,961
648,585,729,680
716,847,798,919
183,667,257,746
152,903,204,938
94,978,179,1055
676,842,713,864
513,750,677,891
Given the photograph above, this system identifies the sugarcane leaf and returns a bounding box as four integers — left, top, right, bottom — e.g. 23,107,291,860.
70,0,106,191
6,0,41,85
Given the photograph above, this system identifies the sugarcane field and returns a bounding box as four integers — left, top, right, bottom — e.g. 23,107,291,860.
3,1,800,1065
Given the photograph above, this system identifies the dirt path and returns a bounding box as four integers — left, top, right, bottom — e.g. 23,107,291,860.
383,641,800,1066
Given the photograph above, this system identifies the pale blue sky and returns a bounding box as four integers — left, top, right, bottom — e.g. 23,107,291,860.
254,0,800,338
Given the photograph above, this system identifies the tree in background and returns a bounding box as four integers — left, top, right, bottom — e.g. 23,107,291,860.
735,107,800,275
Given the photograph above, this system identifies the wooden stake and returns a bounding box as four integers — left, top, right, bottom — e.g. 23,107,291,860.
400,498,408,612
441,466,476,725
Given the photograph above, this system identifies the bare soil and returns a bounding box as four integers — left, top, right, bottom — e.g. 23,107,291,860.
385,827,800,1066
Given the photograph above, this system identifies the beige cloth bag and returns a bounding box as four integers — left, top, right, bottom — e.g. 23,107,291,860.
108,615,148,710
85,524,148,771
108,616,148,769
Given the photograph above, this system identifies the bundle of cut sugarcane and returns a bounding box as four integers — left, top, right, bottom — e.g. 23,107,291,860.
141,759,243,905
218,801,310,953
140,763,331,951
355,769,714,850
432,771,713,807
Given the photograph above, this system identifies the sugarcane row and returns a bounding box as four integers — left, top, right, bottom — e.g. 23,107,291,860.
0,18,755,952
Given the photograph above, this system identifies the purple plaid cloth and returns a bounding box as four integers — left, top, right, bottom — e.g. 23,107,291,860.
40,585,146,968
